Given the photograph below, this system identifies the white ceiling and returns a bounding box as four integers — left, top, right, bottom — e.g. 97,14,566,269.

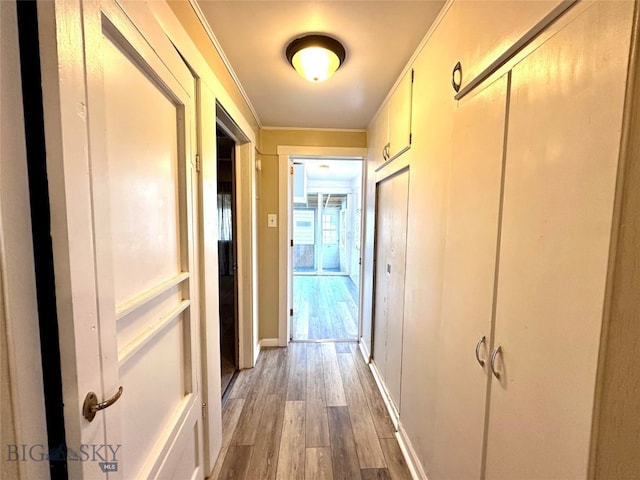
295,158,362,181
195,1,446,129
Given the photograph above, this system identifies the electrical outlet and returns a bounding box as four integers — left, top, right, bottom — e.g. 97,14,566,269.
268,214,278,228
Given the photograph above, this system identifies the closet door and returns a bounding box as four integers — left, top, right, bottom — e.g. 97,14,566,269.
485,3,634,479
432,74,509,480
373,168,410,411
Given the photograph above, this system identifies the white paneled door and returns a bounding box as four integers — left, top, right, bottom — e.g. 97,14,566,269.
432,74,508,480
372,168,410,413
39,2,202,479
485,3,633,478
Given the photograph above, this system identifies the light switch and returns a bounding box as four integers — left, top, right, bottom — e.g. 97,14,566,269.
268,214,278,228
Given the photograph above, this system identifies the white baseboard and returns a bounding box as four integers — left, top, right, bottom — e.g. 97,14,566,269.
368,359,427,480
358,339,370,363
253,341,261,365
397,423,429,480
368,361,399,431
259,338,280,347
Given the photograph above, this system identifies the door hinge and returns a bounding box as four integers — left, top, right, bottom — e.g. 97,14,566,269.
202,402,207,419
411,68,414,83
409,132,412,145
359,257,362,266
290,308,293,316
195,154,201,172
290,166,294,175
290,239,294,247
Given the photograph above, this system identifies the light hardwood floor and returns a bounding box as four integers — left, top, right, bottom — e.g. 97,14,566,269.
211,343,412,480
293,276,359,340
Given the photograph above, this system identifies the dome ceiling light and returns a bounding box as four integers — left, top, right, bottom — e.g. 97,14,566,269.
285,34,346,83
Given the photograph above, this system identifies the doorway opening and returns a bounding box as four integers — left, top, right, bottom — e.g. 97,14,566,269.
291,158,363,341
217,127,238,395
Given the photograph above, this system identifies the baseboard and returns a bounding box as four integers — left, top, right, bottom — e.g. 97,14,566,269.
253,341,261,365
368,361,399,431
259,338,279,348
397,423,429,480
368,359,427,480
358,339,370,363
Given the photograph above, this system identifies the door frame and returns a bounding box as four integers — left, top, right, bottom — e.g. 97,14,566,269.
215,103,252,369
277,146,367,346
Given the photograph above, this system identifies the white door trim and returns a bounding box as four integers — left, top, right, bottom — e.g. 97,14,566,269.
216,105,254,369
277,146,367,346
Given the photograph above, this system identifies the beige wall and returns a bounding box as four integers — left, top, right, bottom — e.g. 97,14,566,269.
257,129,367,339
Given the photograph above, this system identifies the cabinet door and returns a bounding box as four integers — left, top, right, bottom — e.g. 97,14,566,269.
485,3,633,479
372,168,410,411
371,102,390,168
432,74,509,480
388,69,413,161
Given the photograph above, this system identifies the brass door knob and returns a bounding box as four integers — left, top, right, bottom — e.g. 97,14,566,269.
83,386,123,422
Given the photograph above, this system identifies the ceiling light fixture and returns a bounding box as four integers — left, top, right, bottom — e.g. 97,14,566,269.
286,34,346,83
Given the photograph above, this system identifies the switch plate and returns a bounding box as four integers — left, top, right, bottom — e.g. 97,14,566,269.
268,214,278,228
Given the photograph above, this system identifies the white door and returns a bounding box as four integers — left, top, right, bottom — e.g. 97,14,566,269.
485,3,633,478
372,168,410,412
39,2,202,478
432,74,508,480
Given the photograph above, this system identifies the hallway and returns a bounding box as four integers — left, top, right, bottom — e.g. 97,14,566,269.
293,276,359,340
211,343,412,479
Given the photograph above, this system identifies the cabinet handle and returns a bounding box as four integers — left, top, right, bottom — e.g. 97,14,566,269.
452,61,462,93
475,336,486,367
490,345,502,379
382,143,390,161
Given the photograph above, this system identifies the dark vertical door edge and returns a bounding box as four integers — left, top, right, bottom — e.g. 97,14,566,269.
16,1,68,479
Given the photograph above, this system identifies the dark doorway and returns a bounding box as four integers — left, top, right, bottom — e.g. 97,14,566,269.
217,128,238,395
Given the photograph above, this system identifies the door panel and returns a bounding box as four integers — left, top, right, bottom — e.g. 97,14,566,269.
373,168,409,412
387,69,413,161
485,3,633,478
104,36,181,305
119,319,188,476
101,11,199,478
432,75,508,480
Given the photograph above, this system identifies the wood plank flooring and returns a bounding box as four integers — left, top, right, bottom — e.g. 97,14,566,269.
212,343,411,480
293,276,359,340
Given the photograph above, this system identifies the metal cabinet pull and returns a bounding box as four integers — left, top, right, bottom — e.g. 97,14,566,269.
83,386,123,422
475,336,486,367
382,142,390,161
452,61,462,93
490,346,502,379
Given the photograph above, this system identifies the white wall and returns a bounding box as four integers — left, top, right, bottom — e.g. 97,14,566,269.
0,2,49,479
